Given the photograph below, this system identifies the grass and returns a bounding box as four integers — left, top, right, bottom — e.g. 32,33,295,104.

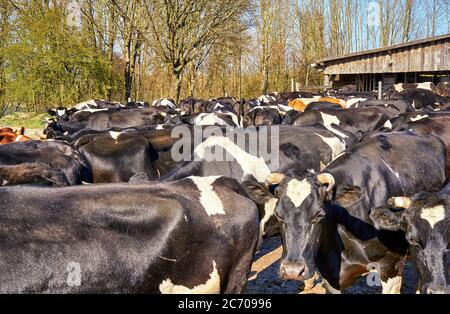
0,112,49,130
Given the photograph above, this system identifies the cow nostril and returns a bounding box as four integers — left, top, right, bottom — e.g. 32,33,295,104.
280,261,307,280
300,265,306,275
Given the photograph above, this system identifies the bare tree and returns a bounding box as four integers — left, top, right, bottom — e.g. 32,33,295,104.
142,0,249,103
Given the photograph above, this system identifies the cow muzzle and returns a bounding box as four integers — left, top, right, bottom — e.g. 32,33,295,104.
280,260,308,281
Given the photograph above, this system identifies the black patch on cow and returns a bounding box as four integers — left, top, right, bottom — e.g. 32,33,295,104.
377,135,392,151
280,143,302,160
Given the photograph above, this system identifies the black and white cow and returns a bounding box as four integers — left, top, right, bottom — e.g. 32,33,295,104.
371,184,450,294
269,132,446,293
388,88,447,110
152,98,177,110
291,107,396,137
243,106,283,127
44,109,168,139
0,176,259,293
0,140,92,186
76,131,159,183
350,99,414,114
162,125,357,237
380,114,450,177
73,126,182,182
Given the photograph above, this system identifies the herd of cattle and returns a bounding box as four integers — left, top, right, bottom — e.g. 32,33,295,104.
0,82,450,294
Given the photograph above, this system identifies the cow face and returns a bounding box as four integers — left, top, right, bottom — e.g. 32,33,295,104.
274,173,334,282
371,194,450,294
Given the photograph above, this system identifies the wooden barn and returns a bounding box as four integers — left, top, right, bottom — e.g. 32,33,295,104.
313,34,450,92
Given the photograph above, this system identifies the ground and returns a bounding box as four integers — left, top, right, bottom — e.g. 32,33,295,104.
246,236,418,294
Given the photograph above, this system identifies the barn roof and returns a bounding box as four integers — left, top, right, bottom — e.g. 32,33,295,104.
316,33,450,65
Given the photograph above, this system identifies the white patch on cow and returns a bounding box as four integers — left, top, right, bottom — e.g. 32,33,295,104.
109,131,122,141
286,179,312,207
383,120,393,130
15,135,23,142
394,84,404,93
410,115,429,122
314,133,346,161
260,198,278,237
417,82,433,91
159,260,220,294
213,104,225,111
2,180,8,186
319,112,348,139
56,109,66,116
276,104,293,112
195,113,228,126
420,205,445,229
75,99,98,110
189,176,225,216
381,276,403,294
344,98,367,108
412,100,416,109
194,136,271,182
63,131,69,136
156,125,164,130
258,95,276,103
153,98,176,109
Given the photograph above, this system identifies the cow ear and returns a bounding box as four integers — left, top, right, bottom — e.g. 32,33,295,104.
335,184,362,207
241,176,271,205
370,207,404,232
47,109,56,116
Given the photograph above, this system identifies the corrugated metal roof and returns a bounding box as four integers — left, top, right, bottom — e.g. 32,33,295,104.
316,33,450,65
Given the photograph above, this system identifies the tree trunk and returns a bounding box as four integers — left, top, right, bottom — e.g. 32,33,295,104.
124,38,132,102
107,7,116,100
174,71,182,104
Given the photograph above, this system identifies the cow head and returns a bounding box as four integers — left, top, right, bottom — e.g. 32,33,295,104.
371,194,450,294
43,120,65,139
269,172,344,282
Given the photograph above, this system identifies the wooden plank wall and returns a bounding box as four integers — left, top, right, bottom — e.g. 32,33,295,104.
324,39,450,75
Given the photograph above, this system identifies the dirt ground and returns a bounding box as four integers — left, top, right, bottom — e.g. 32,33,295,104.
24,128,44,140
245,236,418,294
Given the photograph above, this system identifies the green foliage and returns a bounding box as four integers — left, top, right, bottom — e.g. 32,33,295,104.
0,4,122,112
0,112,48,129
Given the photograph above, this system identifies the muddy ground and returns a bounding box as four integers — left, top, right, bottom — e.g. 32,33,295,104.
246,236,418,294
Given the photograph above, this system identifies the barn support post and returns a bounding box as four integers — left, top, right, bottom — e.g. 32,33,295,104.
378,81,382,99
324,75,330,89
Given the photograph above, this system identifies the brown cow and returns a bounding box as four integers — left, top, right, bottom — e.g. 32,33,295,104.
0,127,32,144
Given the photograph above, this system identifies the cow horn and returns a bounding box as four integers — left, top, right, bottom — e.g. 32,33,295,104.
388,197,411,209
316,173,335,191
266,173,286,185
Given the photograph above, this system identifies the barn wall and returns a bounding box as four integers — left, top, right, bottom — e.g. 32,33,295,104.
323,38,450,75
